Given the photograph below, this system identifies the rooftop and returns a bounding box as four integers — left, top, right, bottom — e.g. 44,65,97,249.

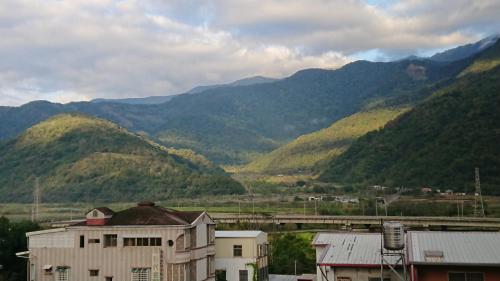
313,233,400,266
408,231,500,266
75,202,205,226
215,230,264,238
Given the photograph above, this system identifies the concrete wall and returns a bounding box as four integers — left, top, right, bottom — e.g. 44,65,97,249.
27,214,215,281
317,266,401,281
215,233,268,281
416,266,500,281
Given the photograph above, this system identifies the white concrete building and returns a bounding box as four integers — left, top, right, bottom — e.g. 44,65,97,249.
21,202,216,281
215,231,269,281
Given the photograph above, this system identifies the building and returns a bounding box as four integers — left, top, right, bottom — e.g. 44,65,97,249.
313,233,403,281
215,231,269,281
20,202,216,281
269,274,316,281
407,231,500,281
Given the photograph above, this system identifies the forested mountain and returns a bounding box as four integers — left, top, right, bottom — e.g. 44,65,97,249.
243,107,408,174
0,114,244,203
0,37,493,165
319,61,500,194
90,75,277,105
0,58,470,164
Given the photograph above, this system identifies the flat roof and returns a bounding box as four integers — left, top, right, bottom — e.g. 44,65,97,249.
408,231,500,266
215,230,264,238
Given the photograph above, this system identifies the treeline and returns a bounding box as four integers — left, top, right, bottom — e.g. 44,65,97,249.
0,217,40,281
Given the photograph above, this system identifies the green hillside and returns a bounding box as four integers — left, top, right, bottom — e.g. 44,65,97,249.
319,65,500,195
243,107,408,174
0,114,244,203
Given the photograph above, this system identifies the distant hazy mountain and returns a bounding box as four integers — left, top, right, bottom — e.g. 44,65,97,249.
92,95,177,105
91,75,278,105
319,40,500,194
430,34,499,62
0,114,244,202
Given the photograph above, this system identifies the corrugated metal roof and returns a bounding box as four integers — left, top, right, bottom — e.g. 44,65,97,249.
408,231,500,266
215,230,264,238
314,233,401,266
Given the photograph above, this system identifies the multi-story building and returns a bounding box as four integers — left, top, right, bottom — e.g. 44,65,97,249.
21,202,216,281
214,231,269,281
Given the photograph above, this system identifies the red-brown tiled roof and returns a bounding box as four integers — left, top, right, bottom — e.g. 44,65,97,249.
76,202,204,226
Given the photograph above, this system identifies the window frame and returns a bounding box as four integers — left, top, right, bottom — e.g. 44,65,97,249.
448,272,485,281
103,234,118,248
233,244,243,257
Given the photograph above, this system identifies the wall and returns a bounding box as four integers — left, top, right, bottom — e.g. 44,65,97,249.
28,224,215,281
215,237,257,259
215,257,255,281
317,266,402,281
416,266,500,281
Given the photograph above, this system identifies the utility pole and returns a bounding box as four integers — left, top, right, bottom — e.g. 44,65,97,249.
474,168,485,217
31,177,40,222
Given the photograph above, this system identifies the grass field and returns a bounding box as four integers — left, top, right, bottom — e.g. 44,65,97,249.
2,193,500,223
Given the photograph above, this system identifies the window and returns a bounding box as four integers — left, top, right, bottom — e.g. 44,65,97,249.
337,278,352,281
239,270,248,281
190,261,197,281
79,235,85,248
207,224,215,244
56,267,70,281
131,268,150,281
216,270,227,281
369,278,390,281
123,237,162,247
88,239,100,244
92,210,98,217
233,245,243,257
449,273,484,281
89,270,99,277
104,234,117,247
190,227,197,248
176,234,185,252
105,277,113,281
207,255,215,276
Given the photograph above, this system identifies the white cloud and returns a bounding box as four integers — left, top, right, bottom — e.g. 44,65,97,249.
0,0,498,106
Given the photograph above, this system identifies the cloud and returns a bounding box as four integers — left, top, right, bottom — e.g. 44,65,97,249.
0,0,498,106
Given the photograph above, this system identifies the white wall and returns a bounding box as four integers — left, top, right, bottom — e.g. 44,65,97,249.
215,257,255,281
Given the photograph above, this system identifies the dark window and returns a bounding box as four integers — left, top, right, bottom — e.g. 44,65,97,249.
467,273,484,281
92,210,98,217
89,269,99,276
369,278,389,281
449,273,466,281
233,245,243,257
449,273,484,281
79,235,85,248
105,277,113,281
88,239,100,244
104,234,117,247
239,270,248,281
216,270,227,281
124,238,136,247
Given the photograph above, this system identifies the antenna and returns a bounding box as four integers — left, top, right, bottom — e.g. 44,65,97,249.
31,177,40,222
474,168,485,217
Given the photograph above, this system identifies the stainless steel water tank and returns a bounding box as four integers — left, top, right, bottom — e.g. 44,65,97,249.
383,221,404,250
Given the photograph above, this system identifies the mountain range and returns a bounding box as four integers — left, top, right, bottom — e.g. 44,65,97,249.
0,35,499,201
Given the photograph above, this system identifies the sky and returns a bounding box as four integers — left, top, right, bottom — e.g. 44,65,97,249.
0,0,499,106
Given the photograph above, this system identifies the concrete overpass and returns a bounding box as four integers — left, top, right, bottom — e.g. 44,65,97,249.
211,214,500,230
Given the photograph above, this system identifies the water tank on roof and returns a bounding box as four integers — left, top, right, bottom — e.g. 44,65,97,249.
383,221,404,250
